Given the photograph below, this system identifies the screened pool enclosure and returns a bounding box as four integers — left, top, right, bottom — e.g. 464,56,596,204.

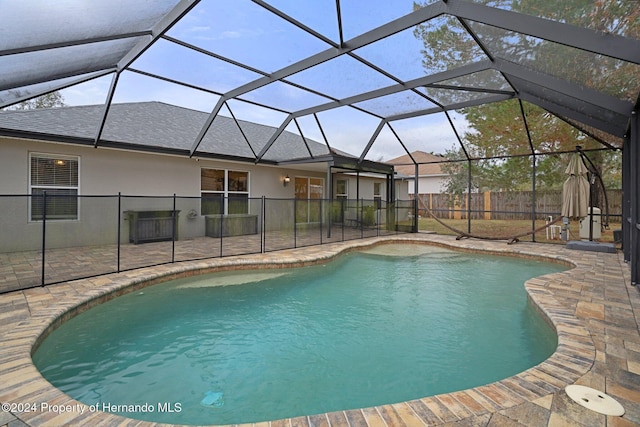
1,0,639,288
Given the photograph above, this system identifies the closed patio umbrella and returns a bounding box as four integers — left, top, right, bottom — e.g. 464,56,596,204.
561,152,590,220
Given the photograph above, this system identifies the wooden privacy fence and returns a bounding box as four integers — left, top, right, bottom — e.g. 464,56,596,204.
414,190,623,222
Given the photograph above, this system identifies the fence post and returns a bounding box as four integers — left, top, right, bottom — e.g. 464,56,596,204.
467,159,472,233
261,196,265,253
117,192,121,273
293,198,297,248
360,198,364,239
172,193,176,263
41,191,46,287
531,154,537,242
219,205,224,257
484,191,491,220
320,198,323,244
326,198,332,240
429,193,433,217
341,198,345,241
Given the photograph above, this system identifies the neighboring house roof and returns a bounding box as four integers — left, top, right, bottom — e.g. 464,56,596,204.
0,102,331,163
386,151,447,177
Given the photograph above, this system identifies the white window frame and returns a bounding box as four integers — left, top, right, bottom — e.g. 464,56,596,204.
28,152,80,222
294,176,324,224
336,178,348,200
201,168,250,215
374,182,382,208
294,176,325,199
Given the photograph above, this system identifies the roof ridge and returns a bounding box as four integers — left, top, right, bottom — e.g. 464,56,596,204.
0,100,336,160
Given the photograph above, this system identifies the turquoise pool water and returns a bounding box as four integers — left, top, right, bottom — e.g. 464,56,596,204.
33,245,565,425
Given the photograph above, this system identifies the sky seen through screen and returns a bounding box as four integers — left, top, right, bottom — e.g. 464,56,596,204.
57,0,468,161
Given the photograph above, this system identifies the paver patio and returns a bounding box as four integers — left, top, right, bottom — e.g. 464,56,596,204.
0,227,387,293
0,234,639,427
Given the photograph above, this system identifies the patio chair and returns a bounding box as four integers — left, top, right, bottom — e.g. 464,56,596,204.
546,216,562,240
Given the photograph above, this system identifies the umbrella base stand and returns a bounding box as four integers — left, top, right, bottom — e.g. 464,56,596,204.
567,240,616,253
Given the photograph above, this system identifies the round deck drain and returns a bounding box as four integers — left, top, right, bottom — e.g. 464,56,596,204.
565,385,625,416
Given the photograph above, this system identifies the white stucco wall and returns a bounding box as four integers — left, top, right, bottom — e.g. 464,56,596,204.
0,137,328,251
407,175,447,194
397,182,409,201
0,137,411,252
0,137,318,198
331,174,388,201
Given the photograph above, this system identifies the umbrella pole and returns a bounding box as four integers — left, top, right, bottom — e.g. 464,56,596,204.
578,148,597,241
578,146,613,241
589,172,594,241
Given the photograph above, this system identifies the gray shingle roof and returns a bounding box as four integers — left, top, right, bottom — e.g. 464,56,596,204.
0,102,331,162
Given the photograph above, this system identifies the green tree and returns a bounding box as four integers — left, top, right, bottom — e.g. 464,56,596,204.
3,91,65,111
439,150,471,197
413,0,630,194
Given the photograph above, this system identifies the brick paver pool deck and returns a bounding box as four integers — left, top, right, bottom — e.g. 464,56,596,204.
1,234,639,427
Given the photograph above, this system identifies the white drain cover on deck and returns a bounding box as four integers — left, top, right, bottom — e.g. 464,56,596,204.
565,385,625,416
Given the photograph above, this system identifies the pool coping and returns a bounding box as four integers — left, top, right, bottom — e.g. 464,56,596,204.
0,234,631,426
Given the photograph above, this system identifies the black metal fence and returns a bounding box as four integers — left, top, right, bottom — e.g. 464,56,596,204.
0,194,415,293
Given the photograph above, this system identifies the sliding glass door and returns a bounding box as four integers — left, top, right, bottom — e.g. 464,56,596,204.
295,177,323,223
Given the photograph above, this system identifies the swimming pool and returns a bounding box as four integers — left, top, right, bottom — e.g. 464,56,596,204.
32,244,566,425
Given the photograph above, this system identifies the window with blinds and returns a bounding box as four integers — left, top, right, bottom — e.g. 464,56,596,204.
30,154,79,220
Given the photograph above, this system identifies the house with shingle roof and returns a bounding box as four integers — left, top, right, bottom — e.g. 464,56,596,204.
0,102,406,251
387,151,448,194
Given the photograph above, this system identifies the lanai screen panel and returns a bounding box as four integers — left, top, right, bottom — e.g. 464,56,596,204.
1,0,179,49
0,72,109,107
519,102,603,154
401,15,488,77
562,118,626,150
455,99,533,158
506,75,630,138
418,86,502,108
1,0,181,98
1,0,640,282
164,0,332,73
2,39,145,92
339,0,437,40
262,0,341,43
437,69,513,92
351,26,439,81
354,90,439,118
129,38,265,95
389,114,468,159
240,81,333,113
469,0,640,39
466,21,640,104
286,55,399,100
1,0,639,161
110,70,221,115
